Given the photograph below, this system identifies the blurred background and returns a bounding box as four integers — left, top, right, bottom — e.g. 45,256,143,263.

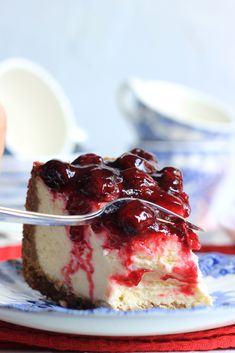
1,0,235,155
1,0,235,249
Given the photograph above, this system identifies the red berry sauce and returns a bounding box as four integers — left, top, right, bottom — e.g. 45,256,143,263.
37,148,200,300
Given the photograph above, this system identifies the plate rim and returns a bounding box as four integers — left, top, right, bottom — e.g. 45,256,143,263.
0,306,235,336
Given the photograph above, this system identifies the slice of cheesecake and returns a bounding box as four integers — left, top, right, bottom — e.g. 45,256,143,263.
23,148,211,310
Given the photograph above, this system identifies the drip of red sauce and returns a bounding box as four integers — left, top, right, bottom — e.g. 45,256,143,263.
111,269,150,287
61,226,95,300
161,260,198,295
37,148,201,300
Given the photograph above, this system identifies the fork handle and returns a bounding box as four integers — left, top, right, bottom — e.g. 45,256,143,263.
0,207,102,226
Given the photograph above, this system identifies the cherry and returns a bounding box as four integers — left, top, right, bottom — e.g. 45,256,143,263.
149,189,190,218
113,152,157,173
172,221,201,251
130,148,157,164
39,160,77,191
117,200,155,235
72,153,103,166
81,166,123,201
153,167,183,192
186,230,201,251
181,192,189,202
122,168,156,198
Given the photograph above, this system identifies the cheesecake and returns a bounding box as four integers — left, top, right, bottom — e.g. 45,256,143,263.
23,148,211,310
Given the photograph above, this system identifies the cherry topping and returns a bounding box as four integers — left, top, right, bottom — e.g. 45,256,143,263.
38,149,195,251
39,160,77,191
149,188,190,218
72,153,103,166
81,167,122,201
172,221,201,251
122,168,156,198
117,200,155,235
130,148,157,164
113,152,157,173
186,230,201,251
153,167,183,192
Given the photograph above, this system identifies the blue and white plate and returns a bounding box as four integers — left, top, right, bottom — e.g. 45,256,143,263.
0,253,235,336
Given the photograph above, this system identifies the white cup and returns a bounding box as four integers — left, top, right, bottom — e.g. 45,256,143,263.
118,78,235,141
0,58,86,158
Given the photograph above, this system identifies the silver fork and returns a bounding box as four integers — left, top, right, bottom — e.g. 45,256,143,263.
0,197,203,231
